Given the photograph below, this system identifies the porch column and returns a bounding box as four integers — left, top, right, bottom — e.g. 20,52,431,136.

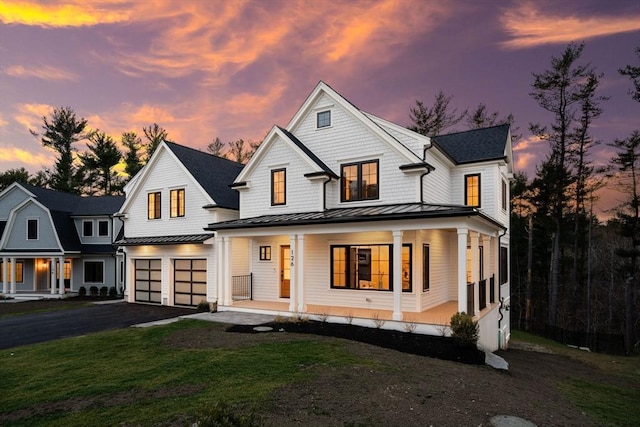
289,234,297,312
50,257,56,294
2,257,7,294
392,230,403,321
215,236,222,305
482,235,492,305
58,257,65,295
456,228,468,313
470,232,480,316
10,257,17,294
223,237,232,306
296,234,305,312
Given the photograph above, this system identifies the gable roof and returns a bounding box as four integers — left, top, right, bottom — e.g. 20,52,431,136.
431,124,510,165
164,142,244,209
17,183,124,215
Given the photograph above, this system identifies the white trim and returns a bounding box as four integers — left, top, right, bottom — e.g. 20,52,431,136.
83,259,105,285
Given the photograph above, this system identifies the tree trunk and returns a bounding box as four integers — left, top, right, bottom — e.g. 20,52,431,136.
549,223,561,326
525,215,533,330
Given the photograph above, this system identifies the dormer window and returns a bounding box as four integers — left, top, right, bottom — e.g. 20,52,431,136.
27,219,38,240
465,174,480,207
317,110,331,128
170,188,185,218
98,220,109,237
83,220,93,237
341,160,379,202
148,192,161,220
271,169,286,206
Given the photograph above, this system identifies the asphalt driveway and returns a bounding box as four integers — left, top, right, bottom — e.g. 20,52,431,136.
0,302,194,350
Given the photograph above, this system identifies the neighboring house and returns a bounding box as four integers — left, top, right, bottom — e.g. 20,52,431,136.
115,142,244,307
204,82,513,351
0,182,124,295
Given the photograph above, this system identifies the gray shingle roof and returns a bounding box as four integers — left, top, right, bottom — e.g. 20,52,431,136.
115,233,214,246
206,202,503,230
165,142,244,209
431,123,510,164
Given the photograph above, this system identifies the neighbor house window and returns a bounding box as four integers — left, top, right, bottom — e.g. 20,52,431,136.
148,192,161,219
83,220,93,237
501,179,508,211
84,261,104,284
259,246,272,261
271,169,286,206
500,246,508,284
98,220,109,237
317,110,331,128
27,219,38,240
330,243,411,292
422,245,430,292
170,188,185,218
341,160,379,202
0,260,24,283
465,174,481,207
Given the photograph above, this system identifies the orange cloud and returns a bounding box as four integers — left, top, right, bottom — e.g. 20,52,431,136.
13,103,54,132
0,113,8,127
0,0,131,27
0,146,52,166
500,3,640,49
3,64,77,81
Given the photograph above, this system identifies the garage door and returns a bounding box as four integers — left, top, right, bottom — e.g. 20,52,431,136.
174,259,207,307
135,259,162,304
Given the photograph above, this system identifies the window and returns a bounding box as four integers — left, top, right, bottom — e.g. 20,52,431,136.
83,220,93,237
27,219,38,240
259,246,272,261
271,169,286,206
170,188,185,218
317,110,331,128
501,179,508,211
0,260,24,282
148,192,161,219
465,174,480,207
98,220,109,237
422,245,430,292
500,246,508,284
84,261,104,284
330,243,411,292
341,160,379,202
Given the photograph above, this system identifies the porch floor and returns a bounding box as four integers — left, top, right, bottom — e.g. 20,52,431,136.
229,300,459,326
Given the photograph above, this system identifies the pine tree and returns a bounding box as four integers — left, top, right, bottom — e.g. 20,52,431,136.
80,131,123,195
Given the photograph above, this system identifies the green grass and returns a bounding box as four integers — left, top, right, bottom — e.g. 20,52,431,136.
512,330,640,426
0,320,364,426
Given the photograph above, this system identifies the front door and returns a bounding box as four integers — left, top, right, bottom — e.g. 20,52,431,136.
280,246,290,298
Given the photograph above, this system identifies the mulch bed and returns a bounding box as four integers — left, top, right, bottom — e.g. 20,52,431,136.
227,320,486,364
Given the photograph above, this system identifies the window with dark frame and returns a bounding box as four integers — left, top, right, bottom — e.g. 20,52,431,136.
465,173,481,207
148,192,161,219
170,188,185,217
259,246,272,261
501,179,507,211
341,160,379,202
317,110,331,128
330,243,411,292
0,260,24,282
84,261,104,283
422,244,430,292
83,220,93,237
271,169,286,205
27,219,38,240
500,246,508,284
98,220,109,237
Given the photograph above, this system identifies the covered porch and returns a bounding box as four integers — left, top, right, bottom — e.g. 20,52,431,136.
1,254,74,295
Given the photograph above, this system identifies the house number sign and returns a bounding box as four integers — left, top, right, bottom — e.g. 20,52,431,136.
290,254,295,267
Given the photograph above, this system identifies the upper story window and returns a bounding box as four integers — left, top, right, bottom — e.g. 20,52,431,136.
83,220,93,237
98,220,109,237
317,110,331,128
27,219,38,240
341,160,379,202
271,169,286,206
148,192,161,220
170,189,185,218
501,179,508,211
465,174,481,207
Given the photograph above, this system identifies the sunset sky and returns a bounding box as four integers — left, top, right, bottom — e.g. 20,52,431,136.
0,0,638,216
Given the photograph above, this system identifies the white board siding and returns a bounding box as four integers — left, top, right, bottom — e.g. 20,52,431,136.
423,150,452,205
123,151,218,237
373,121,423,155
0,186,30,219
5,203,59,250
419,229,454,311
125,243,215,306
250,236,289,301
240,136,322,219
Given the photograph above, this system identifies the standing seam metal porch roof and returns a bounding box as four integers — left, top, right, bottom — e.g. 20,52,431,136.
205,203,504,230
115,233,214,246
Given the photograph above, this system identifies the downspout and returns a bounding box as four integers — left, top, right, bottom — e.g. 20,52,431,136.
497,227,507,348
323,175,333,211
420,144,435,204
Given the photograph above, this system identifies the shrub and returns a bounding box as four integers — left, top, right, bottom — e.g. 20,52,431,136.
78,286,87,297
89,286,99,297
108,287,117,297
99,286,108,297
450,312,478,345
196,300,211,312
194,400,263,427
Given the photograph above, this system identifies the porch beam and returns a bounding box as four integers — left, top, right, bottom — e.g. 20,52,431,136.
392,230,403,321
457,228,468,313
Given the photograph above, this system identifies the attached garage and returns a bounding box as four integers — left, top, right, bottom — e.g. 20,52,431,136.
134,259,162,303
173,259,207,306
